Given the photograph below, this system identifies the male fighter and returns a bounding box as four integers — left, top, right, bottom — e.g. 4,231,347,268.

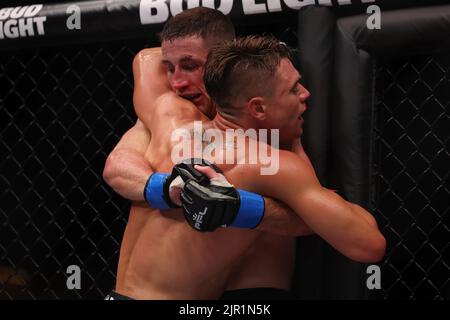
103,8,314,300
104,36,386,300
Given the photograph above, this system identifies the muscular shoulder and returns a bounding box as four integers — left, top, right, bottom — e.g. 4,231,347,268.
277,150,314,178
228,148,317,199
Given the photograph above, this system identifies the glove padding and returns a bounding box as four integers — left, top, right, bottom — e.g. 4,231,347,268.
168,158,241,232
171,158,264,232
164,158,222,206
145,158,226,210
181,174,240,232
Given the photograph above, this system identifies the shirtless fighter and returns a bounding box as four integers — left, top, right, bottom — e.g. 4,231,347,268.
104,34,386,300
103,8,315,300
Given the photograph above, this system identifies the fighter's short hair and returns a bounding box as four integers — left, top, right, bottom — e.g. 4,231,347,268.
204,35,294,116
160,7,235,43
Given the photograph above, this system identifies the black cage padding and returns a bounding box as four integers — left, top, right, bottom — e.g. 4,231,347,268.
294,4,450,299
293,6,336,299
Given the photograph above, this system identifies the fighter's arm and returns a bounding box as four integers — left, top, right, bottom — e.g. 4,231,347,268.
102,48,167,201
255,151,386,263
103,119,153,201
104,49,203,209
188,139,315,236
133,48,206,139
290,138,380,229
133,48,173,127
183,165,313,236
252,137,315,236
257,198,314,236
133,48,169,107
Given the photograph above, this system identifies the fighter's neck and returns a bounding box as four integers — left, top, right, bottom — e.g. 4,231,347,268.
212,113,294,150
211,113,247,131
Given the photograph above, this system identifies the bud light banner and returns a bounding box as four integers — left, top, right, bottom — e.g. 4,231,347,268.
0,0,447,50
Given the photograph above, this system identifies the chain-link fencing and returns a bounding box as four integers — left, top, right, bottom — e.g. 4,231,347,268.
371,53,449,299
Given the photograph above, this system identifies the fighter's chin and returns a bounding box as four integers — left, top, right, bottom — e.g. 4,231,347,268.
291,126,303,138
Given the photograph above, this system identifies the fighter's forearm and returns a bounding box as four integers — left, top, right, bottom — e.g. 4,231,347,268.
103,149,153,201
255,197,314,237
349,202,379,228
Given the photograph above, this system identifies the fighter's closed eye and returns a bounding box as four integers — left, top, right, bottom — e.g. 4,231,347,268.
291,86,298,94
162,61,175,73
290,80,301,94
181,62,200,72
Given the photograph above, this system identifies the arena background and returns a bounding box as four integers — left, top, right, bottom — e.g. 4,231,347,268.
0,0,448,300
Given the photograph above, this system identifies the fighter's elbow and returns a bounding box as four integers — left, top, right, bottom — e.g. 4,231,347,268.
351,233,386,263
371,233,387,262
103,151,121,189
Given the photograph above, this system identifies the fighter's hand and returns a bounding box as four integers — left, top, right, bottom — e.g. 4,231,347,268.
178,163,241,232
177,160,265,232
164,158,220,206
143,158,214,210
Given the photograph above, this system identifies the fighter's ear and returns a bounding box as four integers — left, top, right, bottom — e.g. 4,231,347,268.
247,96,267,120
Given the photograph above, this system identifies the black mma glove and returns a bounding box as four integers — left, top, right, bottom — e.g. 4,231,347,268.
143,158,214,210
173,158,265,232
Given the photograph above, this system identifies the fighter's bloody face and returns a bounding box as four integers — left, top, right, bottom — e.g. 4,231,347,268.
260,58,310,147
161,36,215,119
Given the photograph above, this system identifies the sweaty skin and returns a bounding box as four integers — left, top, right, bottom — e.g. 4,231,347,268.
114,49,297,299
114,49,385,299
